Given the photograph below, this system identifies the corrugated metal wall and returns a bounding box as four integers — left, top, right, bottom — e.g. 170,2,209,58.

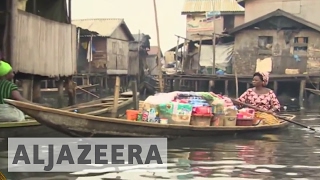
11,10,76,77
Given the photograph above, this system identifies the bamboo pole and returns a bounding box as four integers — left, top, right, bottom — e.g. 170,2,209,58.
153,0,164,92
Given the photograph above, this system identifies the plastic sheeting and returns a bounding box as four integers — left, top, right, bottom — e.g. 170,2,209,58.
199,42,234,71
0,104,25,122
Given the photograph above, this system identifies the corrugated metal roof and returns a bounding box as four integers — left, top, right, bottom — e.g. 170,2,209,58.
72,18,124,37
182,0,245,14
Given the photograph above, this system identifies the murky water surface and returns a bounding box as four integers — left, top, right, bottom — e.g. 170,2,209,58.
1,113,320,180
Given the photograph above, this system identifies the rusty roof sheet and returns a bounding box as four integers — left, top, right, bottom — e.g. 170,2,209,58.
72,18,124,37
182,0,244,14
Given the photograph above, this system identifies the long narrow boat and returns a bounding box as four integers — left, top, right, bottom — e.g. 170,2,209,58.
0,94,134,138
5,99,296,138
305,88,320,96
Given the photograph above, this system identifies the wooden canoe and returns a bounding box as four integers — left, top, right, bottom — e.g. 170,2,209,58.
0,120,66,138
0,94,134,138
4,99,296,138
305,88,320,96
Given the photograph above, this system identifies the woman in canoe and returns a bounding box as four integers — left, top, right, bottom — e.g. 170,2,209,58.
237,72,281,125
0,60,30,122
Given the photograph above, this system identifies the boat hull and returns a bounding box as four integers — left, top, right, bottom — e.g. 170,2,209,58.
0,121,66,138
4,99,295,138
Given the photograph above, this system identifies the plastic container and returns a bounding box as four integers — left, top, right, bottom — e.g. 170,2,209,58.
236,118,253,126
160,118,168,124
211,115,224,126
126,110,139,121
212,104,224,115
223,116,237,126
190,114,213,126
193,106,212,114
141,111,149,121
238,108,255,119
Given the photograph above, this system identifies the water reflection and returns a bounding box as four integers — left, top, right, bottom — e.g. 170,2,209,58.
0,114,320,179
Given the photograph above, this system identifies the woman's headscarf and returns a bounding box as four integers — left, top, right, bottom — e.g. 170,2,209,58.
255,71,270,86
0,61,12,77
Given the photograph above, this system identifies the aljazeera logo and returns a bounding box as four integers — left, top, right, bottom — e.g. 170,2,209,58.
0,172,6,180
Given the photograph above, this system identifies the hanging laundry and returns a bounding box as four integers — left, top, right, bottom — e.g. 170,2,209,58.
255,57,272,72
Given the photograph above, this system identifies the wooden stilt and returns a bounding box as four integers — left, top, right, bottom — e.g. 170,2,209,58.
104,74,109,93
173,78,180,91
99,76,104,97
111,76,121,118
65,76,76,106
195,80,198,91
209,80,214,92
273,81,278,95
32,79,41,103
57,80,64,108
44,80,48,88
224,80,228,96
22,79,32,101
131,77,138,110
170,79,174,92
299,80,306,110
316,81,320,102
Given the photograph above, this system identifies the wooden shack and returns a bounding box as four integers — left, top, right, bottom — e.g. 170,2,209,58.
129,33,150,84
229,9,320,75
72,19,135,75
0,0,76,105
182,0,245,40
229,9,320,108
146,46,163,76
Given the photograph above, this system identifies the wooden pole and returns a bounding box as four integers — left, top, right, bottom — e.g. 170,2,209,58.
131,78,138,110
175,37,180,73
87,34,93,85
299,80,306,110
235,59,239,98
235,70,239,98
111,76,121,117
137,30,141,83
211,0,216,75
153,0,164,92
68,0,71,23
10,0,17,64
198,36,203,74
57,79,64,108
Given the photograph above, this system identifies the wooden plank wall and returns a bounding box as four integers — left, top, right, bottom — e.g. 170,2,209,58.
11,10,76,77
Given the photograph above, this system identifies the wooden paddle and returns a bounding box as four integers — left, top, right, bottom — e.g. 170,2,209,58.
232,99,318,132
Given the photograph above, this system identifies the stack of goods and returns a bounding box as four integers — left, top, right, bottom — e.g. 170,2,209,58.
127,91,259,127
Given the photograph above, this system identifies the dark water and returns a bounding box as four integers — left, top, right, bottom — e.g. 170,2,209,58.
1,113,320,180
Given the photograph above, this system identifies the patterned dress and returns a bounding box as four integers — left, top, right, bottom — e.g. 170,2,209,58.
238,88,281,112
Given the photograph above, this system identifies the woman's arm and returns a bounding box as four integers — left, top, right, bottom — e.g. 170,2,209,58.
234,89,250,107
270,91,281,112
